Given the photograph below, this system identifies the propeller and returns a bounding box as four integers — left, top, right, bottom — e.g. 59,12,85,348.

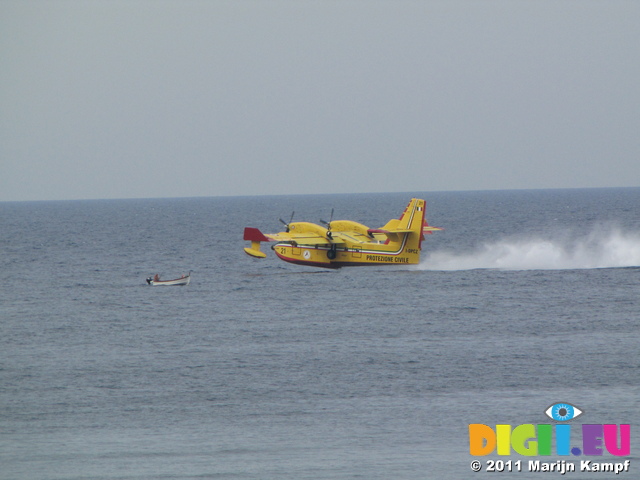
279,211,295,232
320,208,334,238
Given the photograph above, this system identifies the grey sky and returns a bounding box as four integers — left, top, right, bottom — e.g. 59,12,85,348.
1,0,639,201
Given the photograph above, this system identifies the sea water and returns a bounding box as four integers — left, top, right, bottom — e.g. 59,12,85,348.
1,188,639,479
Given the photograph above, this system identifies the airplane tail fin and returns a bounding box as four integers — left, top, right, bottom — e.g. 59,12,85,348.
382,198,441,251
395,198,426,232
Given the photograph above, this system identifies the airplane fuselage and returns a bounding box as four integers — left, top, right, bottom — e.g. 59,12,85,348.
272,235,420,268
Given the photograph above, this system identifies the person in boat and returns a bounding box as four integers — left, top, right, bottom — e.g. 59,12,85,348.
153,274,160,282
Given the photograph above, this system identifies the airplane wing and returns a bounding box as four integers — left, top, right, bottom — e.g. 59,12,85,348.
244,227,342,258
328,231,370,244
244,227,333,245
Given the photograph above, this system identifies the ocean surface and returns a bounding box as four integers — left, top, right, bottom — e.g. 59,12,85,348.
1,188,639,479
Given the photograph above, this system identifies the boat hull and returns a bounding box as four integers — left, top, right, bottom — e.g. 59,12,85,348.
146,274,190,286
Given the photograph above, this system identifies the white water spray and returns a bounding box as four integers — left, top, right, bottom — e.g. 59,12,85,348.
420,228,640,271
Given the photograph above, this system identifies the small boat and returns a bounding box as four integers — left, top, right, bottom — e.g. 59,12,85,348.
146,272,191,286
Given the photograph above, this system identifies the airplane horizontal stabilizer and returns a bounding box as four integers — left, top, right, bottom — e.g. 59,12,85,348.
369,228,413,234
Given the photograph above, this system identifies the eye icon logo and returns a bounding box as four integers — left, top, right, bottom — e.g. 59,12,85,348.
545,403,583,422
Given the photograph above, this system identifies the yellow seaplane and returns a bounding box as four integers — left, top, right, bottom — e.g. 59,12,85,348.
243,198,441,268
